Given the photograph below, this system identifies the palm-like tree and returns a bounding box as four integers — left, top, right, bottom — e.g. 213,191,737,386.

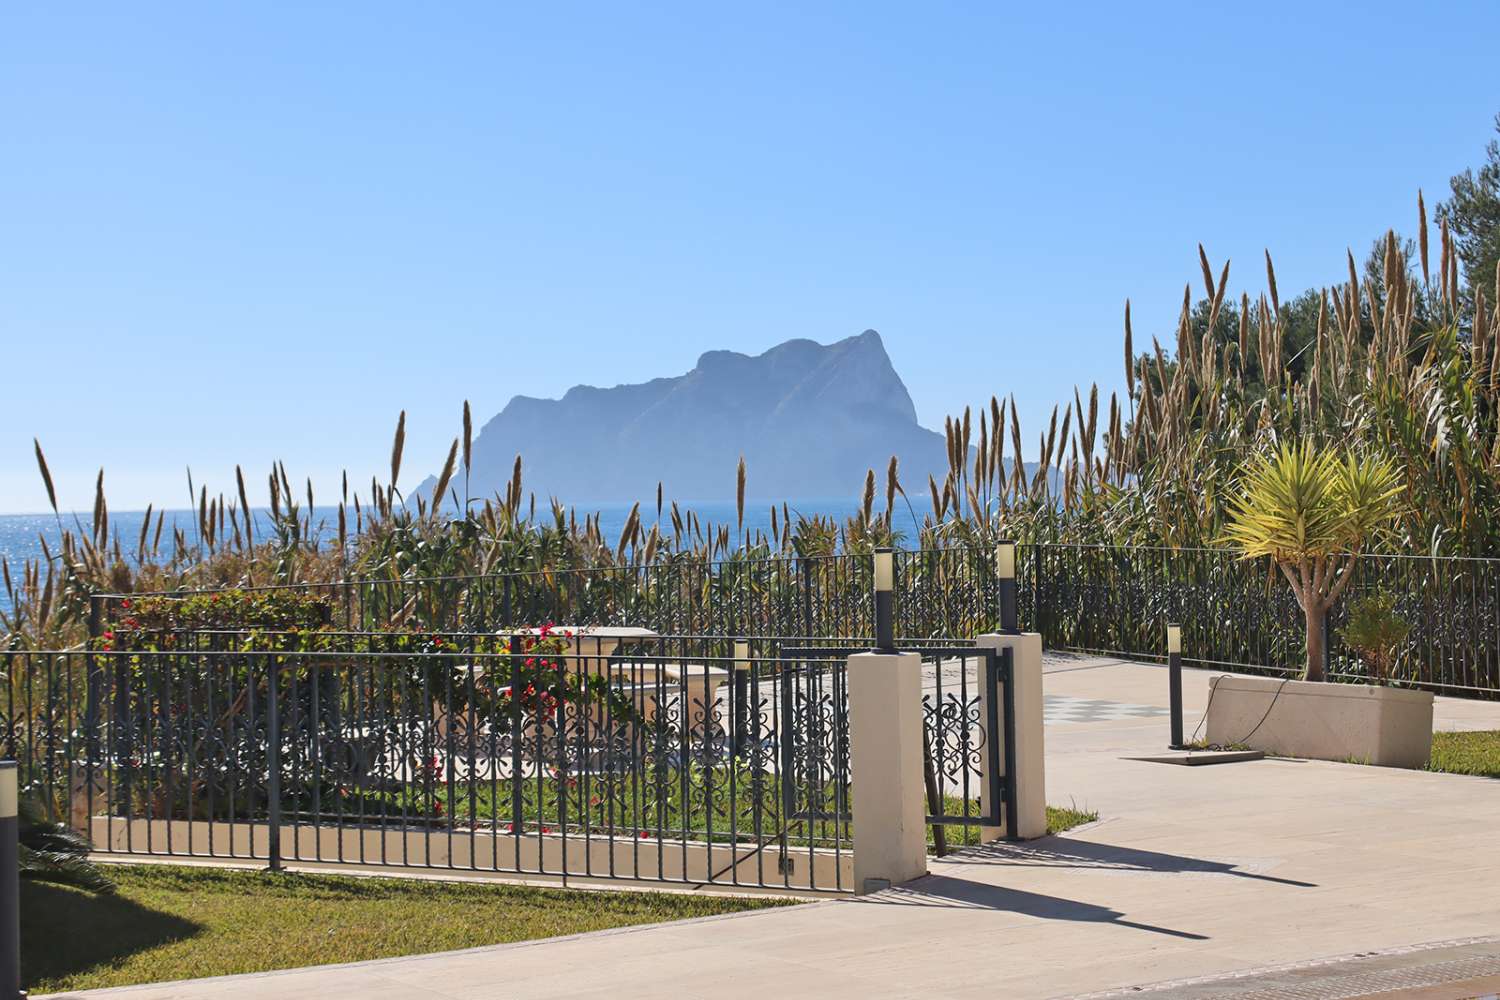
1220,442,1402,682
19,792,115,893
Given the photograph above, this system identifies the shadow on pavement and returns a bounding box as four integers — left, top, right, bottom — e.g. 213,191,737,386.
939,836,1318,888
858,874,1210,940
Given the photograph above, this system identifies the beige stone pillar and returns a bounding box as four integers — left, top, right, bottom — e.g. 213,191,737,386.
848,650,928,892
975,633,1047,840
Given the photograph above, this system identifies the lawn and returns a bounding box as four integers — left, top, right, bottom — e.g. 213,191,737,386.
23,802,1097,993
927,801,1098,853
1429,730,1500,778
22,865,789,995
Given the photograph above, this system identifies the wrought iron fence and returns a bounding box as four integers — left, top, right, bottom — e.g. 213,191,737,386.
1032,544,1500,696
3,638,855,892
96,548,1006,643
92,542,1500,696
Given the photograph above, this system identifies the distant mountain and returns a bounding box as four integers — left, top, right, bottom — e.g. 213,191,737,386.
419,330,963,507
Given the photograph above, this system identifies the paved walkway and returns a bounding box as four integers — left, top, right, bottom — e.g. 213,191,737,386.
44,657,1500,999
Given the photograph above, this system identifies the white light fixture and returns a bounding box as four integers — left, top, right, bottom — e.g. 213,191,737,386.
874,548,894,593
1166,623,1182,654
995,540,1016,580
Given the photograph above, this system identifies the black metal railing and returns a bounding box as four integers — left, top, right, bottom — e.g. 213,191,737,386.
1031,544,1500,696
4,638,854,892
92,542,1500,696
95,548,1006,643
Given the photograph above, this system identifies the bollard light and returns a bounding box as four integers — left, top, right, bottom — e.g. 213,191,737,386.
873,547,896,652
1166,623,1184,749
731,640,751,756
996,539,1018,634
995,540,1016,579
1,760,19,1000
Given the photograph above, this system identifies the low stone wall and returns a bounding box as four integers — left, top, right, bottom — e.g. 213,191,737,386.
88,815,854,892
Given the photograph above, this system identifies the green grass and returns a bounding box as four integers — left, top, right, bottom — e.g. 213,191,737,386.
132,766,854,850
1428,730,1500,778
21,864,789,994
1044,802,1099,833
926,801,1098,854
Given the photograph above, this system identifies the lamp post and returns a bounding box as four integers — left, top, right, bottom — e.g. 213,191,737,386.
996,540,1018,634
873,547,895,652
1167,623,1184,749
1,760,21,1000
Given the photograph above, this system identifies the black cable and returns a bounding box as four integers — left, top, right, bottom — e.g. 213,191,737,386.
1187,673,1293,752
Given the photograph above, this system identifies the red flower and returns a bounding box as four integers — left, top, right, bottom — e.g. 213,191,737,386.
103,631,115,640
540,825,552,834
120,599,132,609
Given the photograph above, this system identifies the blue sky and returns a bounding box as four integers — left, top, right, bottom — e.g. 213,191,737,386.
3,2,1498,513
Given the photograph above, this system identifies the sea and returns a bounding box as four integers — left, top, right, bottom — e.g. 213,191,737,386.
0,499,928,574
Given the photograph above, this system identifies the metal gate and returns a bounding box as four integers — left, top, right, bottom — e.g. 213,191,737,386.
781,643,1017,851
922,645,1016,852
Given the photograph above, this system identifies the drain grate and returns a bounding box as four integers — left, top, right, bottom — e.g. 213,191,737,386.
1071,937,1500,1000
1222,953,1500,999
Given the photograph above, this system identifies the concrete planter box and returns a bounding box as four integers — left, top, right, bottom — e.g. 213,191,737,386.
1206,674,1433,768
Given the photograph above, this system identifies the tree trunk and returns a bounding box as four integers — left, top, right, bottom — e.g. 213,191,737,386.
1304,598,1327,683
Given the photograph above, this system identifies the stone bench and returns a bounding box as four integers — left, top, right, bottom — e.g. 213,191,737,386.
610,662,730,732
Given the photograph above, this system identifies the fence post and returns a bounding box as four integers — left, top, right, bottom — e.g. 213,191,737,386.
1167,623,1184,749
1322,609,1332,678
799,558,814,638
265,656,282,872
847,651,926,892
974,631,1047,840
85,596,102,759
1031,544,1044,637
83,596,104,839
1,760,20,1000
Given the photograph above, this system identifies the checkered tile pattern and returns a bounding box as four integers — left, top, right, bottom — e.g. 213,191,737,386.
1044,695,1169,725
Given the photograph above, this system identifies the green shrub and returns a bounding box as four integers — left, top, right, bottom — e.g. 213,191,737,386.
1340,591,1411,682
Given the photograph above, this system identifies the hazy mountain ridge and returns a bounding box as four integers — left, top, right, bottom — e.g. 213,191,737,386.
420,330,963,507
